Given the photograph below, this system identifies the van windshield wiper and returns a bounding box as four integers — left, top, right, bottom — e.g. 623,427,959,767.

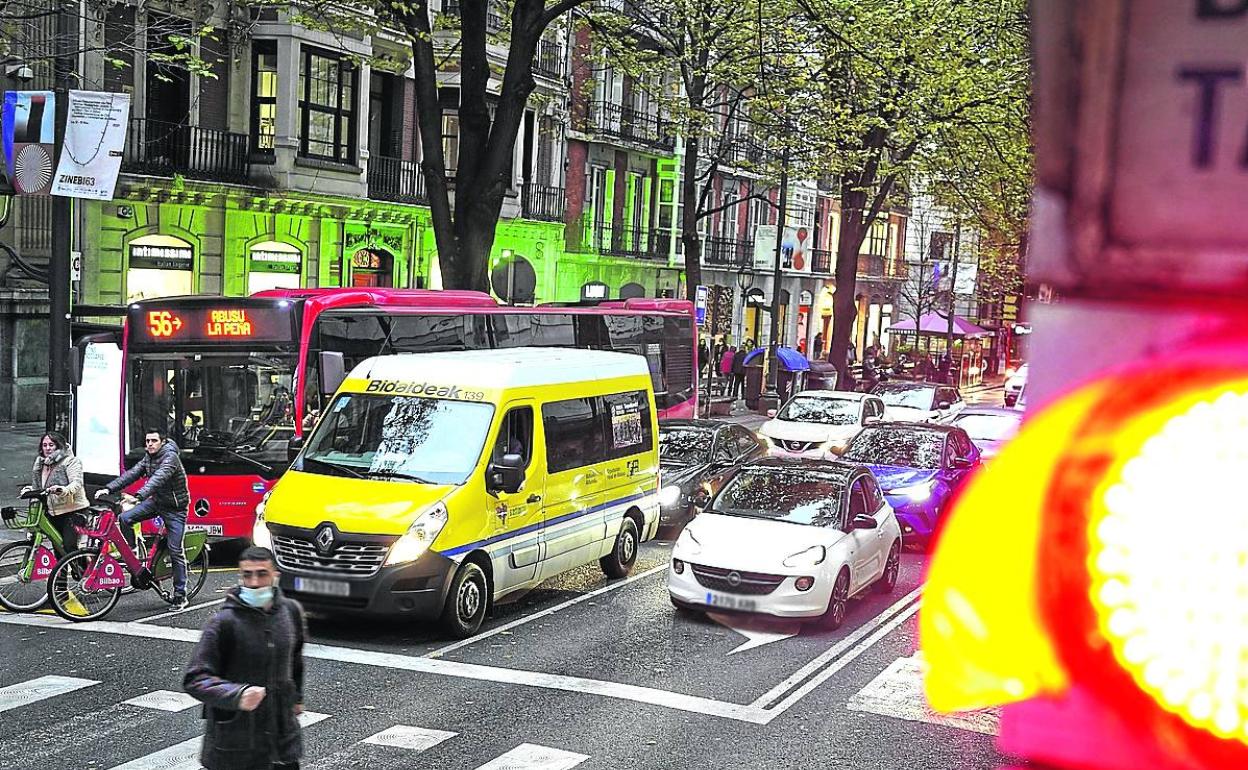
304,457,366,479
367,469,436,484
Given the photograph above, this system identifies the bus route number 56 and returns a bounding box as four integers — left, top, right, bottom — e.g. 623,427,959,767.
147,310,183,338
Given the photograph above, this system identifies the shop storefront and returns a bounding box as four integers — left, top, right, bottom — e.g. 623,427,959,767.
247,241,303,294
126,234,194,302
351,248,394,287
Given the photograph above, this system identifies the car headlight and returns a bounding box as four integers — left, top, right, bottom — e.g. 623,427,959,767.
783,545,827,568
252,491,273,549
658,484,683,507
889,480,936,501
675,527,702,555
384,502,449,566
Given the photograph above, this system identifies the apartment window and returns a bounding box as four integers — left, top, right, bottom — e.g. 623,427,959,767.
867,220,888,257
251,41,278,156
299,47,357,163
442,113,460,175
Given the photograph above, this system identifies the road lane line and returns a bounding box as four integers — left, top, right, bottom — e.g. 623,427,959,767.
132,598,225,624
362,725,458,751
475,743,589,770
0,675,98,713
106,712,330,770
0,612,772,723
123,689,201,712
426,564,668,658
750,587,922,710
759,600,922,722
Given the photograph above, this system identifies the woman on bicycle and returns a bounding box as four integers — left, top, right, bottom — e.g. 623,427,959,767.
23,432,89,553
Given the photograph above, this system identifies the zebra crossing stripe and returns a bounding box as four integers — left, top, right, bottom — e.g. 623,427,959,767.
123,690,200,712
0,675,98,713
362,724,458,752
475,743,589,770
106,711,331,770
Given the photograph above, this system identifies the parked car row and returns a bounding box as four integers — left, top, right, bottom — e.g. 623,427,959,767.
660,377,1023,629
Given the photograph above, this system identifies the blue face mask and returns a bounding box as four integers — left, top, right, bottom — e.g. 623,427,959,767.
238,585,274,607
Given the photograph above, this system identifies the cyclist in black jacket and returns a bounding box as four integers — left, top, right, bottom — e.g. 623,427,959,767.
98,427,192,610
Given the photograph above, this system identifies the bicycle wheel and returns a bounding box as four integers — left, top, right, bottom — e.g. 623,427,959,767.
0,541,47,612
47,549,121,622
153,544,209,602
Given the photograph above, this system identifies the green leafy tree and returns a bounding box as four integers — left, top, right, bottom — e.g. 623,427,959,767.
793,0,1029,380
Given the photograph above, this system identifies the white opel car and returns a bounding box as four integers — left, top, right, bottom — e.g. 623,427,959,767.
758,391,887,459
668,458,902,628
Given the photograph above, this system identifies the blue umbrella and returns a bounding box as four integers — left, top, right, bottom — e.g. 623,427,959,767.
742,346,811,371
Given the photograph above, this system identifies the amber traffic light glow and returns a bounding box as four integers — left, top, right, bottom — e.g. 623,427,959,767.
922,359,1248,768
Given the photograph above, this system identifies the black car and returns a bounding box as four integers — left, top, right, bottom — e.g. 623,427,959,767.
657,419,768,533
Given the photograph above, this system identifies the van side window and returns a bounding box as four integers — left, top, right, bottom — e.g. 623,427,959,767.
493,407,534,468
543,398,604,473
603,390,653,461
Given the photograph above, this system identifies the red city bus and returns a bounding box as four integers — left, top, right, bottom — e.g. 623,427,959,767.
106,289,697,539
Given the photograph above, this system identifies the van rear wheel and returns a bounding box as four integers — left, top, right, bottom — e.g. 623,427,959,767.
439,561,489,639
600,517,639,579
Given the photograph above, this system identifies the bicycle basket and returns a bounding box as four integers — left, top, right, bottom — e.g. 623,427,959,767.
1,502,39,529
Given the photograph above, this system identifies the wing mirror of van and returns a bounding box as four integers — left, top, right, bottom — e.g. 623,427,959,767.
287,434,304,463
936,400,951,410
767,409,778,419
319,351,346,397
488,453,526,495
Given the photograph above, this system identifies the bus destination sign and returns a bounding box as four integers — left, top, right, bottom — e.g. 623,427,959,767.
133,304,294,345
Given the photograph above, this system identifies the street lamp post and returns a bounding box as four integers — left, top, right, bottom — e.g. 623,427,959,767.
761,146,790,412
46,0,76,439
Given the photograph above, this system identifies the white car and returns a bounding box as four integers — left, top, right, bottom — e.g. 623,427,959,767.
669,458,902,628
758,391,886,459
1004,363,1029,407
873,382,965,423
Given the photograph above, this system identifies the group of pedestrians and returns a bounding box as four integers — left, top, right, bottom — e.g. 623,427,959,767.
700,339,751,398
20,428,309,770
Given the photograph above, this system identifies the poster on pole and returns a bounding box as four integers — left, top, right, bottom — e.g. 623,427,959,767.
2,91,55,196
52,90,130,200
695,284,708,325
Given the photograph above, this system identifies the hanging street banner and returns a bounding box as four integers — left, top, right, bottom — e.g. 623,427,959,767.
2,91,55,196
753,225,814,274
52,90,130,200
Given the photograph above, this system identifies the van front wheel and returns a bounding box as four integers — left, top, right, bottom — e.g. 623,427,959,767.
440,561,489,639
600,517,639,579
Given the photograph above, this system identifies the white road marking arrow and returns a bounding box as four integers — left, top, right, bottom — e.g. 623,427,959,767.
708,613,803,655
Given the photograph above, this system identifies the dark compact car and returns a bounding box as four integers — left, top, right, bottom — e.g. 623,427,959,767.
657,419,768,533
840,421,981,545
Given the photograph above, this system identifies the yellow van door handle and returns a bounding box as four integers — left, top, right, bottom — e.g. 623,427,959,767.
527,494,542,504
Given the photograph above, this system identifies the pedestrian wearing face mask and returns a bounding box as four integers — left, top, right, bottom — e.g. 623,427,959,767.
184,547,307,770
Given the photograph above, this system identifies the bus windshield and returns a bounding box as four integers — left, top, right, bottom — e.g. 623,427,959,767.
295,393,495,486
128,352,298,475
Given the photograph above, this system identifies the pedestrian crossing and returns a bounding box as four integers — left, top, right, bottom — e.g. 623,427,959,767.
0,673,593,770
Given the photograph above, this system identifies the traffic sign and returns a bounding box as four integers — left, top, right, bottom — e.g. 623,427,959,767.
695,284,708,326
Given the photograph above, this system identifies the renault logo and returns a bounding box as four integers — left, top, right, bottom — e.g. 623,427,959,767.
315,525,335,554
726,571,742,587
194,499,211,518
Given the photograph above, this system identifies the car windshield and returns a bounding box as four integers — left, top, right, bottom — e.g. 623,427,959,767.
951,413,1019,441
296,393,495,485
873,385,936,410
713,468,845,528
659,427,714,465
842,427,945,470
776,396,859,425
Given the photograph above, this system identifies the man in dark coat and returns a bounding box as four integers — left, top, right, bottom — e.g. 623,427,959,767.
185,547,306,770
99,427,192,608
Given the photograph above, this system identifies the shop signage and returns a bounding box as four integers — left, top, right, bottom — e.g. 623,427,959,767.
250,249,301,274
130,244,193,271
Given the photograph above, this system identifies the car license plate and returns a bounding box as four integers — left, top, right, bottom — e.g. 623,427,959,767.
294,577,350,597
705,592,756,612
186,524,223,536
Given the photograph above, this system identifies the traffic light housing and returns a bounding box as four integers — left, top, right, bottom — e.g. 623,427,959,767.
922,344,1248,769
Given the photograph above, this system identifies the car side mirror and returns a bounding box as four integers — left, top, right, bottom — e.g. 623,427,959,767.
287,434,304,463
863,415,880,425
952,456,974,469
692,488,712,510
488,452,525,494
767,409,778,419
851,513,878,530
936,400,951,410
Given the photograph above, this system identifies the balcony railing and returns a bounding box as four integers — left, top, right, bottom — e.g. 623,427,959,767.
534,40,563,78
368,155,429,205
443,0,505,32
122,118,250,183
592,223,671,260
721,136,766,168
586,101,675,151
811,248,834,274
521,183,565,222
704,236,755,268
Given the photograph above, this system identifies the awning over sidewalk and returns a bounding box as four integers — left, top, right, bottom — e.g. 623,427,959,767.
888,312,994,338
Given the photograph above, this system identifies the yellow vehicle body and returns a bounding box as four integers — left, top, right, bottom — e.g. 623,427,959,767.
257,347,660,631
